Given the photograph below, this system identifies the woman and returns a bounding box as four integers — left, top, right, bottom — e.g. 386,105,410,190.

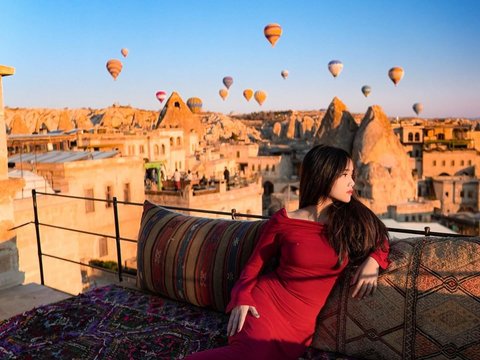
187,145,390,359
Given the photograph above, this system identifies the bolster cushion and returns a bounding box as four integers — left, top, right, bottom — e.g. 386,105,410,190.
136,201,267,312
313,236,480,360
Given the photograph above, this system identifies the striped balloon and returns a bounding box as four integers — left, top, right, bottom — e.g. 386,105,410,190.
388,67,404,86
106,59,123,80
219,89,229,101
264,23,282,47
187,97,203,113
156,91,167,103
254,90,267,106
223,76,233,89
328,60,343,78
361,85,371,97
412,103,423,115
243,89,253,102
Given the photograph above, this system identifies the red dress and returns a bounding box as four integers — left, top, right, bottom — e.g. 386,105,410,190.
187,208,390,359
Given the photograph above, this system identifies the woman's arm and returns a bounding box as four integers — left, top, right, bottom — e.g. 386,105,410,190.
225,217,280,313
351,237,390,299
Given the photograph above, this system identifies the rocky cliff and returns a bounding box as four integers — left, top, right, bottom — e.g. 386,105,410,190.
352,105,416,213
315,97,358,153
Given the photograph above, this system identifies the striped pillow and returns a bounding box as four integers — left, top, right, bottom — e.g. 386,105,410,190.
136,201,267,312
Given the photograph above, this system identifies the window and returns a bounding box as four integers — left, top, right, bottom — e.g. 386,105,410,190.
460,191,464,197
266,164,270,171
468,160,472,166
437,133,445,140
162,144,166,154
445,192,449,197
272,165,276,172
461,160,465,166
177,137,181,146
237,151,240,158
408,132,413,142
170,137,174,146
105,185,113,208
433,160,437,166
99,237,108,257
451,160,455,166
85,188,95,213
154,145,159,155
415,133,420,141
139,145,145,154
257,164,261,171
442,160,446,166
124,183,131,202
405,216,409,221
251,165,255,171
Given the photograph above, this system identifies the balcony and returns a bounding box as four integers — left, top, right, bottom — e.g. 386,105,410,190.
1,190,466,320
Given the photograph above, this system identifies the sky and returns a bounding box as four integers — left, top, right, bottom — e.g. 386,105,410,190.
1,0,480,118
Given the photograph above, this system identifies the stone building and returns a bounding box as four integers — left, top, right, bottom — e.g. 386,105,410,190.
9,151,144,294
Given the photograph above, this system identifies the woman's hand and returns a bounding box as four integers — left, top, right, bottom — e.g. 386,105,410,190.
227,305,260,336
350,256,380,299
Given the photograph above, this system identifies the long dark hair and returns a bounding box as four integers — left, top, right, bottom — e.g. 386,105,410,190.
299,145,388,267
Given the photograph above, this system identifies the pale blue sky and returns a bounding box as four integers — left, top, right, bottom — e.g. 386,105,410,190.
1,0,479,118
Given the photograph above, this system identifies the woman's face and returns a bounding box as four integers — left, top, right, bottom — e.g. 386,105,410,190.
329,160,355,203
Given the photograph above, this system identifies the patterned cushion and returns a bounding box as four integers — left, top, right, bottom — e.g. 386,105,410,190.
136,201,267,312
313,237,480,360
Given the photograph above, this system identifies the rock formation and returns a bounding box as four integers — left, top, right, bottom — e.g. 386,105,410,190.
57,110,74,131
9,114,29,134
352,105,416,213
155,92,205,137
315,97,358,153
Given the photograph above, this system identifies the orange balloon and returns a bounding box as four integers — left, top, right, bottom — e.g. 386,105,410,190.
243,89,253,101
388,67,404,86
106,59,123,80
254,90,267,106
264,23,282,47
219,89,229,101
121,48,129,57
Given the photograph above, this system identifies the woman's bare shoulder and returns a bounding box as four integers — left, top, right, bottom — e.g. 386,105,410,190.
286,208,313,221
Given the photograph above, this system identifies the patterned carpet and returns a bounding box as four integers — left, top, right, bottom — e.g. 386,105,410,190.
0,285,359,359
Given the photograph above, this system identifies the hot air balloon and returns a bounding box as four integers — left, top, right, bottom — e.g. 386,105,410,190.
243,89,253,102
187,97,203,113
412,103,423,115
361,85,371,97
328,60,343,78
155,91,167,103
223,76,233,89
121,48,129,58
106,59,123,80
219,89,229,101
281,70,289,79
264,23,282,47
254,90,267,106
388,67,404,86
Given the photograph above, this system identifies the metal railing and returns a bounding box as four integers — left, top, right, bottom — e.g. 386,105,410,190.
13,189,470,290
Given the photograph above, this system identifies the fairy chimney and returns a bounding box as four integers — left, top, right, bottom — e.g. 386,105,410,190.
315,97,358,153
352,105,416,213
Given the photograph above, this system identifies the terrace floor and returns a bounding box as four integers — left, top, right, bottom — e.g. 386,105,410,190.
0,283,71,321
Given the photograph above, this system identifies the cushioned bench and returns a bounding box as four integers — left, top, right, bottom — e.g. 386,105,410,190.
136,201,480,360
0,201,479,359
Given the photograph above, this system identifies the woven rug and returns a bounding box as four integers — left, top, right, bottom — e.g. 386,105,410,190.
0,285,359,359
